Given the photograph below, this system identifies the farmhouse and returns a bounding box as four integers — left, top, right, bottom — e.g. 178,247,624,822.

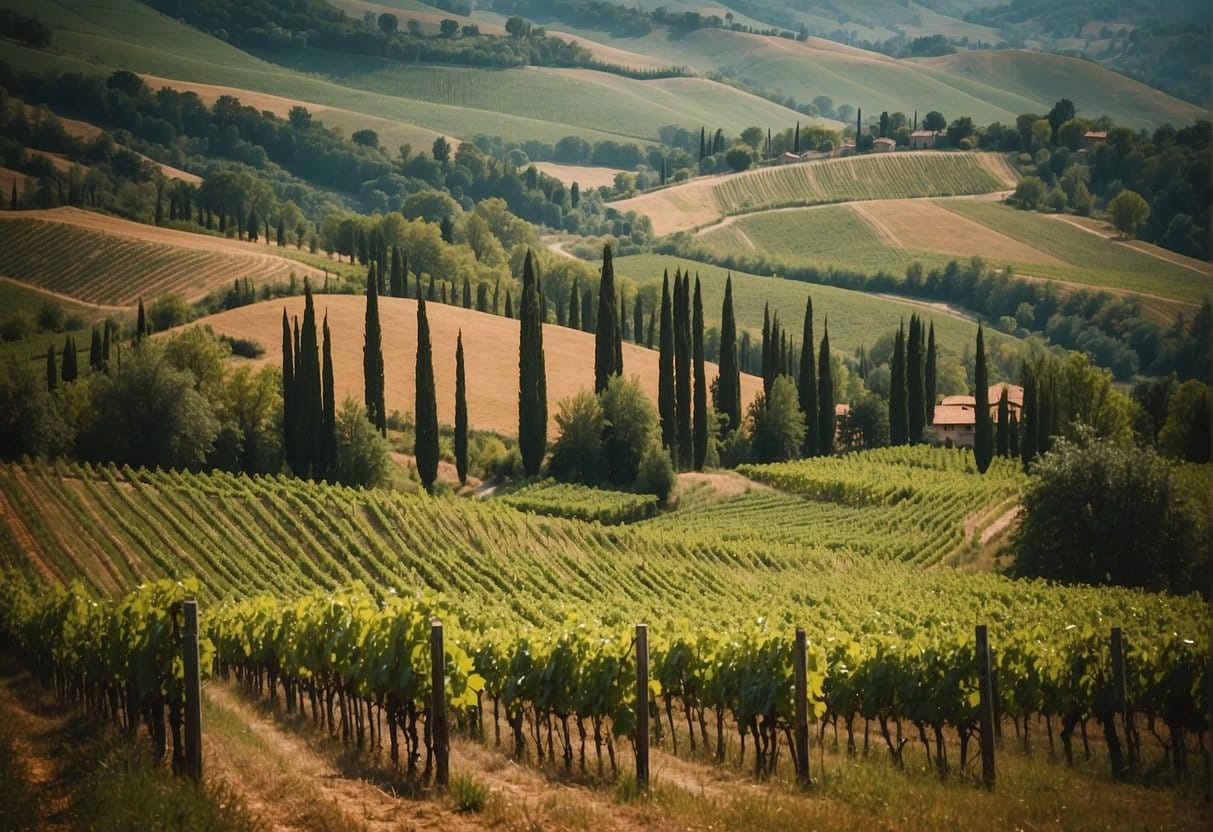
1082,130,1109,151
873,137,896,152
930,384,1023,447
777,151,801,165
910,130,939,150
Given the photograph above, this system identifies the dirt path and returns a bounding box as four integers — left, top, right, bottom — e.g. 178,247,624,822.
871,292,977,325
979,505,1021,546
0,661,74,830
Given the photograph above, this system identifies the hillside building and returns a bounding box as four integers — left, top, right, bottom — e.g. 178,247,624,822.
909,130,939,150
873,137,896,152
929,383,1023,447
777,151,801,165
1082,130,1109,151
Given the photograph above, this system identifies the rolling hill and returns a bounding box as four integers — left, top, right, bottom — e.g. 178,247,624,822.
612,151,1019,236
194,294,762,438
0,209,326,306
695,198,1212,314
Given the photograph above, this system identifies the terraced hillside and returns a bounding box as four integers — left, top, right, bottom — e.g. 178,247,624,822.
0,210,324,306
612,151,1018,235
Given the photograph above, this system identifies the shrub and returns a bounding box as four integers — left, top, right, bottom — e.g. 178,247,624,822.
450,772,488,813
636,440,676,501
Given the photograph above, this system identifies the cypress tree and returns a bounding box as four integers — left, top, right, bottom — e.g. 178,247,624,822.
45,344,56,392
907,314,925,443
476,282,489,312
400,248,410,298
136,298,146,344
890,322,907,445
614,292,623,376
493,278,500,314
794,121,800,153
675,272,692,468
761,303,772,399
1018,361,1036,472
595,244,620,392
1009,411,1020,458
276,216,286,247
718,275,741,433
632,295,644,344
321,313,336,481
9,181,16,210
658,271,676,451
973,325,993,473
568,280,580,330
282,308,296,473
619,291,629,342
454,330,468,486
699,127,706,162
427,274,436,301
364,264,385,434
441,282,448,304
646,309,655,350
61,336,77,383
505,290,513,319
996,386,1009,456
798,296,818,456
297,283,322,478
581,287,594,332
1038,370,1055,456
415,296,439,489
692,277,707,471
462,277,472,309
817,322,834,455
89,326,101,372
925,320,937,424
517,250,547,477
102,323,111,371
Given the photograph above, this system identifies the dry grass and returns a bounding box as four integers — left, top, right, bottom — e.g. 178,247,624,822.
852,198,1058,265
532,163,627,190
197,295,762,438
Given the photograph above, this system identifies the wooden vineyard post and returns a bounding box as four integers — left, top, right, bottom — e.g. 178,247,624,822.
794,627,810,788
182,598,203,783
1110,627,1135,775
635,623,650,791
430,621,449,789
976,624,996,789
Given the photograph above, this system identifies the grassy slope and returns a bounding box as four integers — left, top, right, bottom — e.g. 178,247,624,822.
0,0,802,146
614,253,1016,364
612,151,1018,235
697,199,1211,308
196,294,761,438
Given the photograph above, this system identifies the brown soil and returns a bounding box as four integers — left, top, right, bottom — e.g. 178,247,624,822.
0,661,74,830
979,505,1021,546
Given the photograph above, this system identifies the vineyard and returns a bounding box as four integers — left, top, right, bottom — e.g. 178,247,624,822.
712,152,1018,218
499,480,659,525
0,218,309,305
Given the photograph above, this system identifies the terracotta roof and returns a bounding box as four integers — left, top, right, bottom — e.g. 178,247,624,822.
910,130,938,138
1083,130,1108,139
989,382,1024,408
940,395,975,407
873,137,896,146
933,404,976,426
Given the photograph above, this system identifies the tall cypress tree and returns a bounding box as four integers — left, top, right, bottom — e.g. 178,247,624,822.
996,386,1009,456
760,303,772,398
797,295,817,456
505,290,513,319
454,330,468,486
415,296,440,489
476,282,489,313
568,280,580,330
595,244,620,392
618,291,629,342
89,326,101,372
297,283,322,478
794,121,800,153
692,276,707,471
581,287,594,332
400,249,410,298
907,314,925,443
675,272,692,468
363,264,386,435
517,251,547,477
102,323,111,371
61,336,77,383
718,275,741,433
925,320,937,425
1018,361,1036,472
817,322,834,455
282,308,296,473
136,298,146,344
658,270,676,451
632,294,644,345
45,344,56,392
321,313,336,481
462,276,472,309
973,325,993,473
890,322,907,445
646,309,655,350
614,291,623,377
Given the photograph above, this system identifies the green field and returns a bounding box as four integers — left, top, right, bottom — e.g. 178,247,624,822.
615,253,1017,369
698,200,1212,309
526,22,1204,130
699,206,959,276
940,201,1213,305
